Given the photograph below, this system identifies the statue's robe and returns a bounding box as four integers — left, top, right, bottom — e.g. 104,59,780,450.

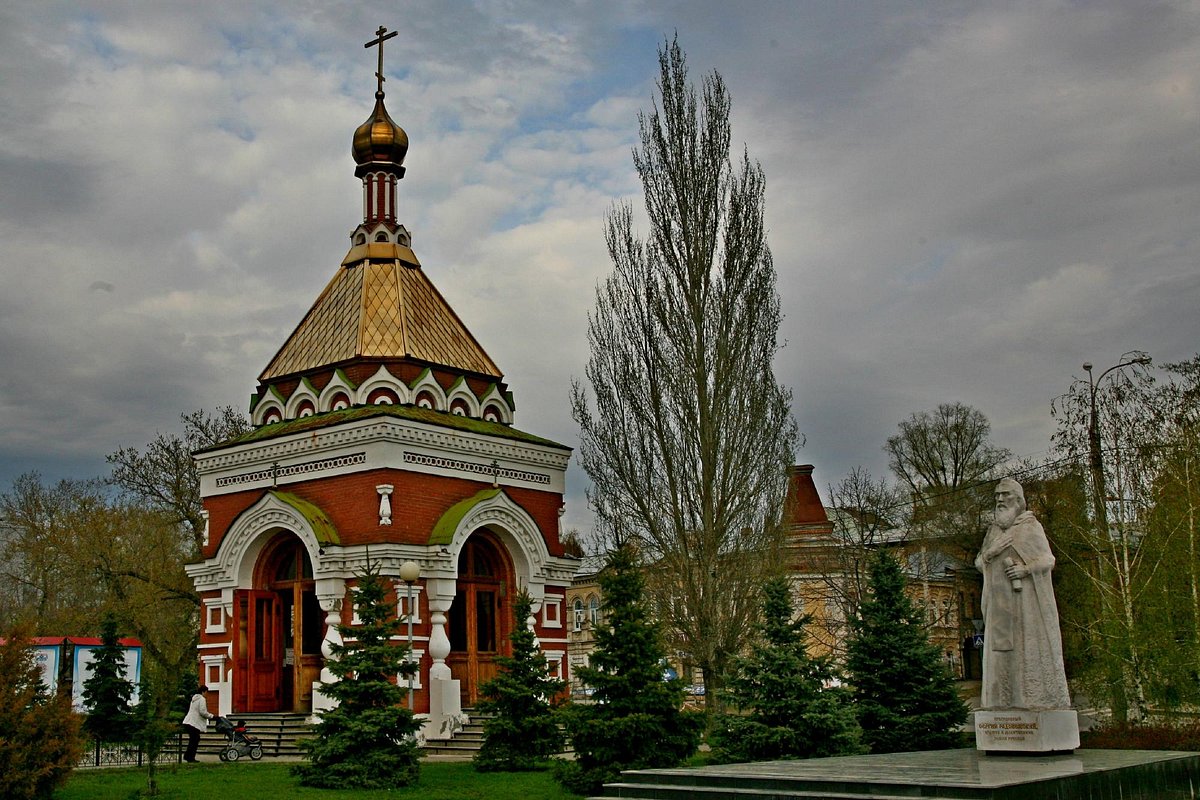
975,511,1071,709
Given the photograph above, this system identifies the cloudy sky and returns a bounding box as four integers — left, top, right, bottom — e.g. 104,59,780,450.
2,1,1198,534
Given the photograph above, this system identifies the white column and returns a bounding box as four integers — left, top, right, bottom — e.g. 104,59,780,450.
422,579,464,740
311,578,346,717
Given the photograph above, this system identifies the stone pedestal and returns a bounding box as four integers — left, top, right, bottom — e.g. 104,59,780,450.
421,676,466,741
974,708,1080,753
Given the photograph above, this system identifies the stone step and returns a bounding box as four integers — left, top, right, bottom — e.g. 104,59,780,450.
198,712,313,758
595,783,917,800
592,749,1200,800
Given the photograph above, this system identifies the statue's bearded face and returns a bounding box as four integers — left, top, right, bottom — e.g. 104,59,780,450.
994,488,1023,529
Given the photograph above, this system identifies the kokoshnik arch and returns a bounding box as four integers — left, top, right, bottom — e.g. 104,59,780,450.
184,27,577,740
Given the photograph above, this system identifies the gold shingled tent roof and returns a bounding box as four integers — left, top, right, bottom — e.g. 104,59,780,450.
259,249,502,381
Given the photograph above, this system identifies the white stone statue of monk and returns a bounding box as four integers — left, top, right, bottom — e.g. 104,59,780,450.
975,478,1071,710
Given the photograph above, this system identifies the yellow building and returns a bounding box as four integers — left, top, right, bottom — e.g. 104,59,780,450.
783,465,982,679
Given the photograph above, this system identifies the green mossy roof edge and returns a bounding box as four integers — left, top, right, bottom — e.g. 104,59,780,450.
270,490,340,545
428,488,502,546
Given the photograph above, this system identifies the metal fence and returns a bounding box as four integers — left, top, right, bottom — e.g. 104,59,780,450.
77,733,185,769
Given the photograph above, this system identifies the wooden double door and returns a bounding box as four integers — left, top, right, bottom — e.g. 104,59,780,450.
447,533,513,706
234,537,323,712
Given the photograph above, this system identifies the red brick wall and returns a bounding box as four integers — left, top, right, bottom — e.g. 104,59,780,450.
203,468,563,559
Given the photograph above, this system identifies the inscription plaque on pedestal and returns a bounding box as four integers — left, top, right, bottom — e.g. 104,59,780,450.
974,709,1080,753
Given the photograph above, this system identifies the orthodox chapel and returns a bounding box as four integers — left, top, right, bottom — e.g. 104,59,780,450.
184,29,576,739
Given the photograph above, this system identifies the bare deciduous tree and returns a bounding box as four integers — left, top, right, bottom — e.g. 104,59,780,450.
107,406,248,551
884,402,1009,558
805,467,906,657
571,38,799,709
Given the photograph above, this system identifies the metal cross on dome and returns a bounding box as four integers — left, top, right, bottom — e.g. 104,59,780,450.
365,25,399,95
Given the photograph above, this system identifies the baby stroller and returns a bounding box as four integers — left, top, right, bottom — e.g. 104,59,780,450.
214,716,264,761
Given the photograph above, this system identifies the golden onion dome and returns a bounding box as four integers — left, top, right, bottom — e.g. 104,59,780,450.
352,93,408,167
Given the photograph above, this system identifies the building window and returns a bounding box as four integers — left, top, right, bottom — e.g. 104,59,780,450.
544,598,561,628
573,599,585,632
588,595,600,628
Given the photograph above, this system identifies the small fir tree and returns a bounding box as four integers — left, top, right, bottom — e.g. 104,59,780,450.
710,577,863,762
81,614,136,742
474,590,566,771
845,552,968,753
555,545,702,796
0,630,84,800
293,564,421,789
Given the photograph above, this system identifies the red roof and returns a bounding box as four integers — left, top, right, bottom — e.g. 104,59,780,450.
16,636,143,648
784,464,830,527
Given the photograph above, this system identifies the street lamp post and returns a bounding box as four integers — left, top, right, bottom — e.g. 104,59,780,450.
399,560,421,710
1082,356,1151,540
1082,355,1151,722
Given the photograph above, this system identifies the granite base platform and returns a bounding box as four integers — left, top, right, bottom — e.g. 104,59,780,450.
596,748,1200,799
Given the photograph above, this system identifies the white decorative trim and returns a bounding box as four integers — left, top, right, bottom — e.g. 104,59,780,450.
445,381,481,418
253,399,285,427
285,382,320,419
478,384,513,425
399,648,425,690
215,453,366,489
201,510,211,548
409,370,447,412
543,649,565,679
403,451,550,485
395,582,424,624
377,484,394,526
184,493,326,591
203,599,226,634
445,492,550,603
319,372,357,413
196,415,570,497
542,596,562,628
357,365,413,407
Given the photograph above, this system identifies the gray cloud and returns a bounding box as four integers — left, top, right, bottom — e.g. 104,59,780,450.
1,1,1198,533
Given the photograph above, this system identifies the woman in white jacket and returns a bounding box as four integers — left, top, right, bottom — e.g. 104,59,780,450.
182,685,213,762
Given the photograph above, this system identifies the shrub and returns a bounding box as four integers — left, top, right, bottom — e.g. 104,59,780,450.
0,630,84,800
1081,718,1200,751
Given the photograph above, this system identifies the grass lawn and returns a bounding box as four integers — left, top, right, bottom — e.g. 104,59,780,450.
56,760,584,800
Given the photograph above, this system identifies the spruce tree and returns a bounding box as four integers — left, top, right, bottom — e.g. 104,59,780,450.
710,577,862,762
81,614,136,742
474,590,565,771
293,564,421,788
556,544,702,796
845,552,968,753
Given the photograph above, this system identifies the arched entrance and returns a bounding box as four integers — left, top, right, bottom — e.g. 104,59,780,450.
234,534,324,712
447,531,514,706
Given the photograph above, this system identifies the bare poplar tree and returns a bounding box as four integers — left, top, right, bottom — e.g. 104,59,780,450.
571,37,799,710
